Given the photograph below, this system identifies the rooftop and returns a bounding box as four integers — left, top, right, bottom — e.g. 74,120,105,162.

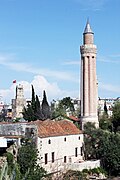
84,19,93,34
31,119,82,138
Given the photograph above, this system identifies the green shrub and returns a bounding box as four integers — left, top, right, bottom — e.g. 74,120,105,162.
5,152,14,175
82,169,90,174
6,152,14,166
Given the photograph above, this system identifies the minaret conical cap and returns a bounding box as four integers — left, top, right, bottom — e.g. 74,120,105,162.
84,19,93,34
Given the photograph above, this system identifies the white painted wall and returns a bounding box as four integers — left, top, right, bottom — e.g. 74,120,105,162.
65,160,100,171
0,137,7,147
37,134,84,173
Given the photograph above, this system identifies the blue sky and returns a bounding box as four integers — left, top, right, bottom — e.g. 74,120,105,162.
0,0,120,103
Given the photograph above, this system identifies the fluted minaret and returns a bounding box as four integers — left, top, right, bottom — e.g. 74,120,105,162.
80,20,99,129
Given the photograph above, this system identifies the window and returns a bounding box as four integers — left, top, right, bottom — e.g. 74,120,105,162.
78,136,80,140
80,147,83,156
64,156,67,163
52,152,55,163
69,157,72,163
45,153,48,164
48,139,51,144
64,137,66,141
75,147,78,157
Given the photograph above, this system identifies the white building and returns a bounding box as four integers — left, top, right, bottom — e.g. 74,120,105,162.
33,120,84,173
98,98,115,117
0,137,7,148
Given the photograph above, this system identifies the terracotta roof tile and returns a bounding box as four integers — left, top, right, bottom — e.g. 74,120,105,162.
31,120,82,138
69,116,79,121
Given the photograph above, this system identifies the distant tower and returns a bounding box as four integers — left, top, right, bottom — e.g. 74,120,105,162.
12,84,25,119
80,20,99,129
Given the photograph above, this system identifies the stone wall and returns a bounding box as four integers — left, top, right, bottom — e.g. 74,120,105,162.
0,122,38,147
65,160,100,172
0,123,37,137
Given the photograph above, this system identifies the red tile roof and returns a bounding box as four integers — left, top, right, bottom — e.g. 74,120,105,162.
31,120,82,138
69,116,79,121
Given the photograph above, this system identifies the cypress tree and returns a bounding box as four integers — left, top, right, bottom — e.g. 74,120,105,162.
41,90,50,119
23,86,38,121
104,101,108,115
23,103,35,122
23,87,51,121
35,95,44,120
31,85,36,113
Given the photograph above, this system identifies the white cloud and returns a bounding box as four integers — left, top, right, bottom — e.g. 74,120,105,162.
0,54,77,82
63,61,80,65
99,82,120,94
109,54,120,58
0,75,79,104
97,55,120,64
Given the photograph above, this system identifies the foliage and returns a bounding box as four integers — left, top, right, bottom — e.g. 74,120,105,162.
17,143,38,175
6,152,14,175
23,103,35,121
60,97,75,112
84,122,102,160
6,152,14,165
98,132,120,176
13,163,21,180
112,101,120,132
63,168,107,180
63,170,86,180
26,165,47,180
84,122,120,176
23,86,50,121
17,140,46,179
31,85,36,113
35,95,44,120
104,101,108,115
41,90,50,119
51,97,75,119
82,167,107,176
99,113,112,131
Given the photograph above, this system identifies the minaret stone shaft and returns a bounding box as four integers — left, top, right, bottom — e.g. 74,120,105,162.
80,20,99,129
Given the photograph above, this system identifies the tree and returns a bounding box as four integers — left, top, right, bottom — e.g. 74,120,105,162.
35,95,44,120
23,86,44,121
99,113,112,131
31,85,36,113
26,165,47,180
84,122,101,160
112,101,120,132
59,97,75,113
17,140,46,179
84,122,120,176
17,143,37,175
41,90,50,119
104,101,108,115
23,103,35,122
51,97,75,119
98,132,120,176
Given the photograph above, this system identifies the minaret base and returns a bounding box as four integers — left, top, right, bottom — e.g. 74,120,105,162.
81,116,99,130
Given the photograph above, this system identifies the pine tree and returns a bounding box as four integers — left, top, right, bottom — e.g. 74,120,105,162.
41,90,50,119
